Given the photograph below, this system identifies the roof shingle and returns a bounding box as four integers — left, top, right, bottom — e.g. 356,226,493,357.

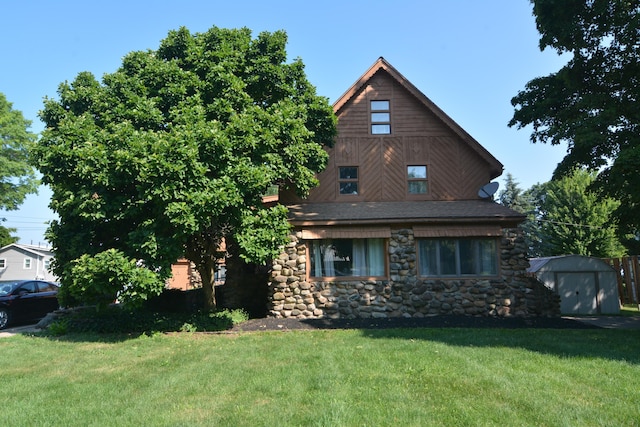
287,200,525,226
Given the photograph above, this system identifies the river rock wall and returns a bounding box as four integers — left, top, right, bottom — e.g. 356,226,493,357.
267,228,560,319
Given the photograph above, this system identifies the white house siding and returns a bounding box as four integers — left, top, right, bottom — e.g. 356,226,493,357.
0,244,57,282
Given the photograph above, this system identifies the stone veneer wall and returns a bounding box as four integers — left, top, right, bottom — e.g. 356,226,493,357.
268,227,560,319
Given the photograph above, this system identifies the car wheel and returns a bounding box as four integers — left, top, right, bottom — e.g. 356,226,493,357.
0,309,9,330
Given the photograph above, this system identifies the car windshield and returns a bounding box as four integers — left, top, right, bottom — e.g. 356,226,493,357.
0,281,20,296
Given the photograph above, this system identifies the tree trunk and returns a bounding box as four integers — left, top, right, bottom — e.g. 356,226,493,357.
222,236,270,318
198,257,217,310
185,232,222,311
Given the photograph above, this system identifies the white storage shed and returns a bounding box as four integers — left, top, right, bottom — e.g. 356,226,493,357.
528,255,620,315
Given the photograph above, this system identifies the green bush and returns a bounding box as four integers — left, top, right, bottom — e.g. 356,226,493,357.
48,306,248,335
61,249,165,310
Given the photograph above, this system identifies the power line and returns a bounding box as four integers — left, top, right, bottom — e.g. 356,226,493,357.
532,217,606,229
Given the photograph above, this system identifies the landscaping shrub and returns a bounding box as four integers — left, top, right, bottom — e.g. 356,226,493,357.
48,305,248,335
61,249,165,310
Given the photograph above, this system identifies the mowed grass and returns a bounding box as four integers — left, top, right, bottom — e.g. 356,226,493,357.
2,327,640,426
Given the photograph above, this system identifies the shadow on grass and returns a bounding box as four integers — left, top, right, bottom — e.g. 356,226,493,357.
292,316,640,364
358,326,640,364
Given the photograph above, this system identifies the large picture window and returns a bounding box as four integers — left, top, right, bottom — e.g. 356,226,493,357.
310,239,386,278
418,238,498,277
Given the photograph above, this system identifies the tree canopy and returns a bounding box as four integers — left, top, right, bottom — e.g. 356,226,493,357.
0,222,18,247
500,170,626,258
0,92,39,245
509,0,640,252
34,26,337,308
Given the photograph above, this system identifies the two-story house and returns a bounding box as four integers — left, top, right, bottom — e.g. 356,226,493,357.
269,58,559,319
0,243,57,282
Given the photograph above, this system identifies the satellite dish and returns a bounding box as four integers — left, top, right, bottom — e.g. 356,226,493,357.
478,182,499,199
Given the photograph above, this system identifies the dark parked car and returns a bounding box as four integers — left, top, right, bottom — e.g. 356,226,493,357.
0,280,59,329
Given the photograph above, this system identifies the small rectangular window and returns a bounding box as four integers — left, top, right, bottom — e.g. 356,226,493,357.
0,259,5,269
371,112,390,122
371,124,391,134
339,166,358,195
370,100,389,111
408,165,428,194
370,100,391,134
24,258,32,269
44,259,52,271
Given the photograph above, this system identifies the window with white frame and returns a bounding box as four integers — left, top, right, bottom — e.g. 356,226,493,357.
44,258,52,271
370,100,391,134
309,238,386,278
417,238,498,277
24,258,32,269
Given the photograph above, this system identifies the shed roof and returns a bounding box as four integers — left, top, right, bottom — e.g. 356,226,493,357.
527,255,615,273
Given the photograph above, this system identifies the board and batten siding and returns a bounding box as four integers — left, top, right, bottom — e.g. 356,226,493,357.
296,70,496,204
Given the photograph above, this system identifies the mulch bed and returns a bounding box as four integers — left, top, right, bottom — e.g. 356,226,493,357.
231,315,599,332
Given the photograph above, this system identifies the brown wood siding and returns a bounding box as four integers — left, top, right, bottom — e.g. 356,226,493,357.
301,226,391,239
307,151,336,202
282,68,497,204
381,137,404,201
359,138,382,200
413,225,502,237
458,141,493,198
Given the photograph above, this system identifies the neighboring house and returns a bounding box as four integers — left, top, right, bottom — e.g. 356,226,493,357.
0,243,57,282
269,57,559,319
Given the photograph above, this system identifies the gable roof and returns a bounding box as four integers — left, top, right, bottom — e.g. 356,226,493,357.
0,243,53,258
333,57,503,179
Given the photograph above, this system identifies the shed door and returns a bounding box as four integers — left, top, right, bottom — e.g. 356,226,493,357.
557,272,598,315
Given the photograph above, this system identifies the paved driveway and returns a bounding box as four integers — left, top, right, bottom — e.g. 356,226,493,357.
0,324,39,337
566,316,640,329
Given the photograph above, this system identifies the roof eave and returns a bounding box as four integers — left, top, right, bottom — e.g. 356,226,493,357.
289,216,525,228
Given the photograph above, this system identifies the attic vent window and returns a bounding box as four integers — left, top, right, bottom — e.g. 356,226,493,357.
370,100,390,134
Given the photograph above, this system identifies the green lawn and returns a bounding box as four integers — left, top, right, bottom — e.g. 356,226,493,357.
621,304,640,316
2,327,639,426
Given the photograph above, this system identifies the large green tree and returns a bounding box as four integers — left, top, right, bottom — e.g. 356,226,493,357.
34,26,336,309
509,0,640,253
0,92,39,243
526,169,625,258
498,173,539,255
0,222,19,247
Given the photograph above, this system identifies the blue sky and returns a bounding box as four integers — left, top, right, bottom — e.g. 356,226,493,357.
1,0,569,245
